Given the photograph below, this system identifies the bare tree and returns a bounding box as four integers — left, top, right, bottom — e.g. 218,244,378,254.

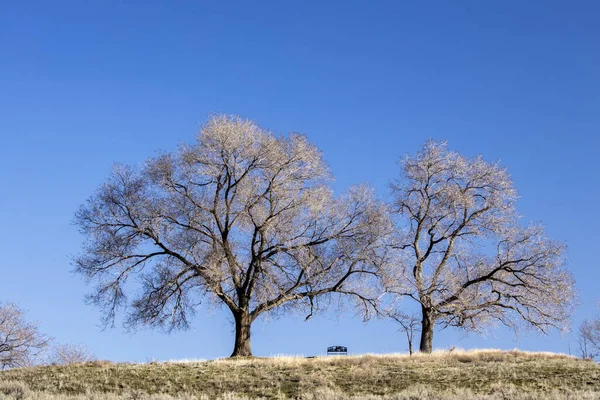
48,343,96,365
384,141,575,353
0,303,49,369
387,310,420,355
74,115,391,357
578,303,600,360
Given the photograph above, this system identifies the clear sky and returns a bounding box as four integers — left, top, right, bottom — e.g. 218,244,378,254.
1,1,599,362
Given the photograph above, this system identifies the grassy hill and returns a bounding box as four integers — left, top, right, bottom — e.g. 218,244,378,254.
0,350,599,400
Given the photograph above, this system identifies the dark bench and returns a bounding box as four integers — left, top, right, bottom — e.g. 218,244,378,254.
327,346,348,356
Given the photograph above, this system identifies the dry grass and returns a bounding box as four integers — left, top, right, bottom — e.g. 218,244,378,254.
0,349,599,399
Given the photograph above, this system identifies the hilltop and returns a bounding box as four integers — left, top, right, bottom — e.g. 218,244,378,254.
0,350,599,400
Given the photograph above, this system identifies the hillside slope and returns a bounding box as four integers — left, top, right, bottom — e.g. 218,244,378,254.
0,350,599,399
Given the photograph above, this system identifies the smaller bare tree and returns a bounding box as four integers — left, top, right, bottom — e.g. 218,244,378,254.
0,303,49,369
385,141,576,353
578,318,600,360
387,310,420,356
48,343,97,365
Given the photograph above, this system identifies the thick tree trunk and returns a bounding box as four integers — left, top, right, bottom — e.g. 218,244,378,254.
419,307,434,353
230,311,253,357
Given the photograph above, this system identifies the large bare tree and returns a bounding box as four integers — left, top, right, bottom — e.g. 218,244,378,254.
74,115,390,357
0,303,49,369
385,141,575,353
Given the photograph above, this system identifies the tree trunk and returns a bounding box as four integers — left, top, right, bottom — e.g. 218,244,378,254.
419,307,434,353
230,311,253,357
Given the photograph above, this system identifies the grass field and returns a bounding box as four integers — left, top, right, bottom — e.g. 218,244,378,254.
0,350,599,399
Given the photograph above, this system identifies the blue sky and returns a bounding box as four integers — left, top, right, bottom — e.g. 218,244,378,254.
1,1,599,361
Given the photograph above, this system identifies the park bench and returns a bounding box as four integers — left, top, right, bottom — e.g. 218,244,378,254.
327,345,348,356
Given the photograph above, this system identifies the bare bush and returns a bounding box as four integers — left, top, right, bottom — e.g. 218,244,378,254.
0,303,49,369
47,343,96,365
